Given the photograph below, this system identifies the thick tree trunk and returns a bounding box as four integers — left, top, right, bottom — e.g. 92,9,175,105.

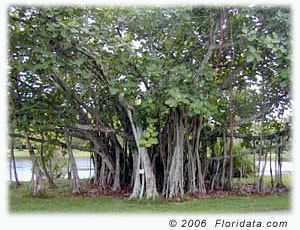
130,150,141,198
140,140,158,198
194,116,206,194
211,159,220,190
127,109,158,199
25,133,45,196
65,133,82,194
166,109,184,198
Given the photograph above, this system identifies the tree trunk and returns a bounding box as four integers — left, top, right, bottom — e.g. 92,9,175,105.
257,119,264,193
221,129,227,189
253,140,256,184
25,133,45,196
228,106,234,190
259,145,268,193
65,132,82,194
269,140,274,189
112,143,121,192
194,116,206,194
166,109,184,198
40,133,56,188
10,135,20,187
127,108,158,199
130,150,141,198
278,136,283,187
187,119,196,194
211,159,220,190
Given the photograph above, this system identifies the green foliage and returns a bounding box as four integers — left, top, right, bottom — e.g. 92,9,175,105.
139,124,159,148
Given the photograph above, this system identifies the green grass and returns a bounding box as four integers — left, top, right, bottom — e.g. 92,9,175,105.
9,180,291,213
233,174,293,188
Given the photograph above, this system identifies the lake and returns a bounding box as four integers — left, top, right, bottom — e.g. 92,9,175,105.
9,157,94,182
8,158,293,182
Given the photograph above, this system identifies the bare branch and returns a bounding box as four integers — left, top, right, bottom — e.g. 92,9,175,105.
11,133,91,152
75,124,115,133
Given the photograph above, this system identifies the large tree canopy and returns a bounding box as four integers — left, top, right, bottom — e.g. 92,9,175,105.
8,5,291,198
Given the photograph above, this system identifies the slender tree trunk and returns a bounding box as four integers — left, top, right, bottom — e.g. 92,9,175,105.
269,140,274,189
187,118,196,194
257,119,264,193
278,136,283,187
163,121,174,196
65,132,82,194
221,130,227,189
194,116,206,194
228,105,234,190
160,131,168,196
253,140,256,184
275,135,279,188
10,135,20,187
40,133,56,188
9,158,13,183
112,143,121,192
259,145,268,193
211,159,220,190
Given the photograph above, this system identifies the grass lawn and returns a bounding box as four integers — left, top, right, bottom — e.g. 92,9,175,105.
233,174,293,187
9,180,291,213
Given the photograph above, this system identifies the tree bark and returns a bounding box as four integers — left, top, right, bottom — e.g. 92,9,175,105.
25,133,45,196
194,116,206,194
257,119,264,193
269,140,274,189
112,143,121,192
65,132,82,193
221,129,227,189
127,108,158,199
228,105,234,190
10,135,20,187
130,150,141,198
40,133,57,188
166,109,185,198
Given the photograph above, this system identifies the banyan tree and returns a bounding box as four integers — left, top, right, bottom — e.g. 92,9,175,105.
8,5,291,198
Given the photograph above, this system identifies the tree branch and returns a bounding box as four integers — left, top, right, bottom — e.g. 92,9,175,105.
11,133,91,152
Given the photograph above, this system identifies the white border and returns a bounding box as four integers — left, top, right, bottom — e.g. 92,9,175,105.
1,0,299,230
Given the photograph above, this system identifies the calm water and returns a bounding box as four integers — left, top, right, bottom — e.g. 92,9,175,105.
9,157,94,182
8,158,293,182
257,161,293,176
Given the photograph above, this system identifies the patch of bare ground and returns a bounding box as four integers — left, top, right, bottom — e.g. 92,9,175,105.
75,182,290,201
